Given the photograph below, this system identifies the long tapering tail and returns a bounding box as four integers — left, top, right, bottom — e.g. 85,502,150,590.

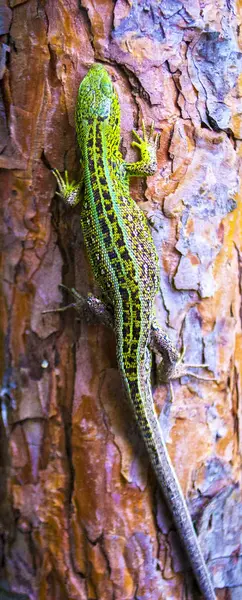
129,360,216,600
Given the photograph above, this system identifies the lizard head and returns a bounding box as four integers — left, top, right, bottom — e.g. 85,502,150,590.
76,64,116,122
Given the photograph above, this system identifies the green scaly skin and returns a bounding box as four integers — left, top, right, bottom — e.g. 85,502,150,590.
53,64,216,600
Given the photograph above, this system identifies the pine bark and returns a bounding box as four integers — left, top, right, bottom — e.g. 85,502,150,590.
1,1,242,599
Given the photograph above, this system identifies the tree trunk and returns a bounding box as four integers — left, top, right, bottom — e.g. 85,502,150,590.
1,1,242,599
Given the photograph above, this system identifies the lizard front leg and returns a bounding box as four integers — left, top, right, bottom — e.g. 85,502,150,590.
52,169,83,206
125,120,159,177
50,171,114,327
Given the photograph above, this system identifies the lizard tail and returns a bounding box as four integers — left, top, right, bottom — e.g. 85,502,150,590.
126,361,216,600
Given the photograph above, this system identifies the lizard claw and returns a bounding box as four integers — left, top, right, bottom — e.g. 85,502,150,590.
52,169,81,206
167,346,216,381
142,119,148,142
131,120,160,151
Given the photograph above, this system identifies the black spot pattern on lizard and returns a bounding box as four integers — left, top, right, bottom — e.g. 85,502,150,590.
58,64,217,600
82,122,145,371
79,68,162,442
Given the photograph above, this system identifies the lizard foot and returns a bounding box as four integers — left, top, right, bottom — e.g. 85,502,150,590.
43,285,114,329
131,119,160,153
52,169,81,206
150,325,215,384
157,346,216,385
125,120,160,177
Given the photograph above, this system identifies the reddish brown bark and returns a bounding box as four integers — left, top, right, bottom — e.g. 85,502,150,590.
1,1,242,599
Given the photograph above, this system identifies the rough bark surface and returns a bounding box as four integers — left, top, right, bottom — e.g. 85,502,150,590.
0,1,242,599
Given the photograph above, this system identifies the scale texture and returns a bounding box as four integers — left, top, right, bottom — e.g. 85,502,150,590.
54,63,216,600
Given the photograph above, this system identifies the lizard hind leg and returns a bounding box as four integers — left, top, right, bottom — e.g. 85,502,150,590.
43,285,114,329
150,321,216,385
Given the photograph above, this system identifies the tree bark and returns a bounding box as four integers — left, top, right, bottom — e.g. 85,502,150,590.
1,1,242,599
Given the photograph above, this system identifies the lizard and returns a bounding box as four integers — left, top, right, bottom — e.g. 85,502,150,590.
52,63,216,600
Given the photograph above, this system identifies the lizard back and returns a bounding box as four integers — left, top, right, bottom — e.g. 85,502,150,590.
73,64,216,600
76,65,160,396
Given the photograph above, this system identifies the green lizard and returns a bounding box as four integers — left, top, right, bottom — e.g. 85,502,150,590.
53,63,216,600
